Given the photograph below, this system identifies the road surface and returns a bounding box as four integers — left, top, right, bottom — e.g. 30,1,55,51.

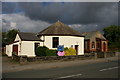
2,59,119,79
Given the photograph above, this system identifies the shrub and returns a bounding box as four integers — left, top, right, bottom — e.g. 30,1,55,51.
46,49,57,56
64,48,76,56
64,50,71,56
64,47,68,51
35,46,49,56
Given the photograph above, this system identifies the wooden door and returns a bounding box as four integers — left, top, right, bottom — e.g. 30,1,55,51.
103,42,106,52
75,45,79,55
13,45,18,54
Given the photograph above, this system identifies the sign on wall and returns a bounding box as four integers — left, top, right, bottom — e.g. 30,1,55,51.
57,45,64,51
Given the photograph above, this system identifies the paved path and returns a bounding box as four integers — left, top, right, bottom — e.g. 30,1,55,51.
2,55,119,73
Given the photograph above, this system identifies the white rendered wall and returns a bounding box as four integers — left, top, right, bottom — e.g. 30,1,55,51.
6,34,21,57
6,33,41,57
6,42,20,57
5,44,13,56
14,34,21,41
60,36,84,55
6,41,41,57
41,36,84,55
20,41,40,57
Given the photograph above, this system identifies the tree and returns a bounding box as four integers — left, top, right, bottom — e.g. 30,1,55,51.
6,29,19,43
2,29,19,47
103,25,120,49
103,25,120,42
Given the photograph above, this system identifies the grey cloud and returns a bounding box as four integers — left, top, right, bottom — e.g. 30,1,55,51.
69,24,102,33
2,2,118,33
2,13,51,32
2,13,103,33
18,2,118,26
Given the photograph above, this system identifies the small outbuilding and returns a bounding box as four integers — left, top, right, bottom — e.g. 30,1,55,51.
6,32,42,57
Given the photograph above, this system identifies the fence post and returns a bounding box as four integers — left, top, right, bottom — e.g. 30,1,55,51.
104,52,107,58
94,52,97,59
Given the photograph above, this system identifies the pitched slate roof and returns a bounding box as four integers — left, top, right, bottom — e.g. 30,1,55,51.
82,31,106,40
18,32,42,41
38,21,84,37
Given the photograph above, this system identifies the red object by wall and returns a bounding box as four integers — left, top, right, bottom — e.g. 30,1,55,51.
13,45,18,54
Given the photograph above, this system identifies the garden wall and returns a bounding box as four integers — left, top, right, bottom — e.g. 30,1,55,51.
96,52,115,58
12,52,116,64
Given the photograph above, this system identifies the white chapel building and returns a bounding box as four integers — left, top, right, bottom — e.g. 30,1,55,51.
38,21,84,55
6,21,84,57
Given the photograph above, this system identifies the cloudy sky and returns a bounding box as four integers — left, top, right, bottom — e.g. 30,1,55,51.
2,2,118,33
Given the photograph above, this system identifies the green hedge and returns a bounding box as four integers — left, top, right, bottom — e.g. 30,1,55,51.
35,46,57,56
64,47,68,51
46,49,57,56
35,46,49,56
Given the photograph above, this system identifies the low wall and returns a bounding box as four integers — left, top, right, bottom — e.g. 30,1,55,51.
12,52,116,64
96,52,115,58
12,54,94,64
